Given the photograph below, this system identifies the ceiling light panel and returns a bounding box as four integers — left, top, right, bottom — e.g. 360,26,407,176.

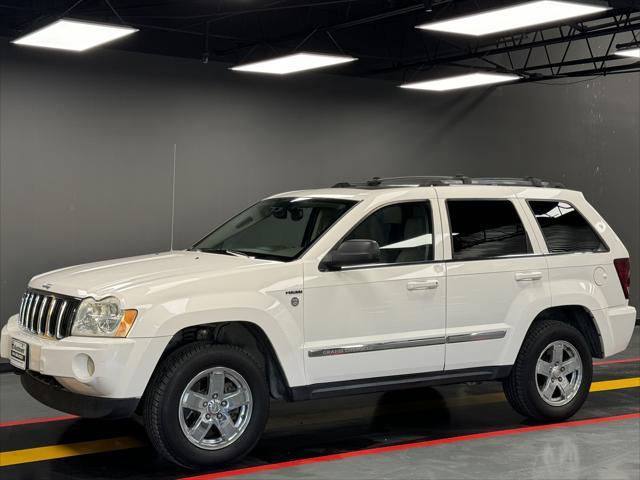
400,72,520,92
13,19,138,52
417,1,608,36
615,48,640,58
231,52,357,74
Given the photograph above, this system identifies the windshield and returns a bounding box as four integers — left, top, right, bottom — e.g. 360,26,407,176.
193,197,356,261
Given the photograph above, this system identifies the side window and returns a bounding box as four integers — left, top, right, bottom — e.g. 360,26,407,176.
529,201,607,253
447,200,532,260
343,202,433,264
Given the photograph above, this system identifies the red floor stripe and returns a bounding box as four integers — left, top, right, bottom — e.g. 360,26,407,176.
181,412,640,480
0,357,636,429
593,357,640,366
0,414,77,428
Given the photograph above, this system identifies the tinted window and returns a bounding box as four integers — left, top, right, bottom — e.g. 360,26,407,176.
529,201,606,253
194,197,355,261
343,202,433,264
447,200,532,260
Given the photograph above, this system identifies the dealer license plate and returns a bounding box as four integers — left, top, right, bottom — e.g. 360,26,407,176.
10,339,28,370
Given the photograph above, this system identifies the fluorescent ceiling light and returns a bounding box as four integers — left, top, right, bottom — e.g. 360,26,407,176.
615,47,640,58
400,72,520,92
417,1,608,36
12,19,138,52
231,52,356,74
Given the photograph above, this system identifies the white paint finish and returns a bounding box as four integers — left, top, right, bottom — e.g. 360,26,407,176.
600,306,637,355
303,261,446,383
445,255,552,370
29,250,273,302
29,250,308,388
513,188,632,357
0,315,169,398
436,193,551,369
593,266,608,286
436,189,551,369
546,258,616,311
303,192,445,383
0,184,636,400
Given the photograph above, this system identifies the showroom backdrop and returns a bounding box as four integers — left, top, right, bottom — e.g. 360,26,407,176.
0,41,638,325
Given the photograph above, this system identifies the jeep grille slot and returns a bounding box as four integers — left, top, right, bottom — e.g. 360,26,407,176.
18,290,81,339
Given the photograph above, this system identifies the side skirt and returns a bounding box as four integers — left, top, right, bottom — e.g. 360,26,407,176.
289,365,512,401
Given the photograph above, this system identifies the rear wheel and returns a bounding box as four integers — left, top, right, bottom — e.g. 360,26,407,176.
503,320,592,422
143,343,269,468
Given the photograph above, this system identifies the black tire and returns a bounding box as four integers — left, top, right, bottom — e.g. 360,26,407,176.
503,320,592,422
143,342,269,469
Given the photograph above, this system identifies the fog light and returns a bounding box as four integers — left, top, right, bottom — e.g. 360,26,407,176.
72,353,95,380
86,355,95,376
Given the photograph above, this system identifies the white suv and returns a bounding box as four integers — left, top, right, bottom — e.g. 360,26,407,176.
1,176,635,468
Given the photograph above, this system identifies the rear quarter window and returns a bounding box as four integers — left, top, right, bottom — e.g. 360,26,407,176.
528,200,607,253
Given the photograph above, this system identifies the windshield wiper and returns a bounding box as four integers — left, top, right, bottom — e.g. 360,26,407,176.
197,248,253,258
225,249,252,258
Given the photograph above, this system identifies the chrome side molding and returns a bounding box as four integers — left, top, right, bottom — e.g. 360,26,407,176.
308,330,507,357
308,336,446,358
445,330,507,344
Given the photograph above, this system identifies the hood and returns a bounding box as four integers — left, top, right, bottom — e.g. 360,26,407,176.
30,251,279,300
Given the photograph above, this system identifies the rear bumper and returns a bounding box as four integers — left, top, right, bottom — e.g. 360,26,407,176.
597,305,637,357
20,370,138,419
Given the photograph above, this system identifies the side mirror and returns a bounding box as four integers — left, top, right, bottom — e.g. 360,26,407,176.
321,239,381,271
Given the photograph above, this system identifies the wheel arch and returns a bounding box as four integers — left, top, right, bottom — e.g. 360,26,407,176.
140,321,294,411
525,305,604,358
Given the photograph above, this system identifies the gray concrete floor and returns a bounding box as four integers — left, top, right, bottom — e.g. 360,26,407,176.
0,327,638,480
0,373,62,422
240,418,640,480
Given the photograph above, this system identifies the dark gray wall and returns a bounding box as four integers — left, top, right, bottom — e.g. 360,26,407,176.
1,42,638,325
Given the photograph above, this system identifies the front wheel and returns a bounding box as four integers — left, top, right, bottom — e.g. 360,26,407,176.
503,320,593,422
143,343,269,468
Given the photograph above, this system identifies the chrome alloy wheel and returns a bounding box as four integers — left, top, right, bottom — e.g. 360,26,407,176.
178,367,253,450
535,340,583,407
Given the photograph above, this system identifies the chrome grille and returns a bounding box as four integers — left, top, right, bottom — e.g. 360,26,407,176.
18,290,81,339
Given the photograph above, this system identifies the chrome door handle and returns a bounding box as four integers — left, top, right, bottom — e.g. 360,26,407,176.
515,271,543,282
407,280,439,290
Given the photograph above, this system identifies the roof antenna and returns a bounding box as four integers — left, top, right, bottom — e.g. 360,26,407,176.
170,143,177,252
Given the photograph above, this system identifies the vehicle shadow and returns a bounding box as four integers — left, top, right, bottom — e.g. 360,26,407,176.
370,386,452,430
4,384,513,480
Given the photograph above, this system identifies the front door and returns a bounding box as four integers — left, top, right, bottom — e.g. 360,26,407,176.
303,199,446,385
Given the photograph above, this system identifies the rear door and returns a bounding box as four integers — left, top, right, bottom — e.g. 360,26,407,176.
438,187,551,371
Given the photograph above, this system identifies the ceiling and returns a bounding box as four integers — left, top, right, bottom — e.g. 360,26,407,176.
2,0,639,83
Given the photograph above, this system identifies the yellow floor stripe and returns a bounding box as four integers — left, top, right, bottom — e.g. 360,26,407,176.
1,377,638,468
589,377,640,392
0,436,144,467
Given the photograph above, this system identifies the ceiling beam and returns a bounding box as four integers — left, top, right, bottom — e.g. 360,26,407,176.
371,13,640,74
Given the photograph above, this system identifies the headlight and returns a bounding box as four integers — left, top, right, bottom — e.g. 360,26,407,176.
71,297,138,337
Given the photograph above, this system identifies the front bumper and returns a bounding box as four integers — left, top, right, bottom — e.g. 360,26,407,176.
20,370,138,418
1,315,170,400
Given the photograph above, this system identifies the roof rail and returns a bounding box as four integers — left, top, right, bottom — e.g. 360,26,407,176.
331,176,565,189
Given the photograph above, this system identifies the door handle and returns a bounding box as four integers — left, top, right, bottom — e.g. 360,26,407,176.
407,280,439,291
515,271,543,282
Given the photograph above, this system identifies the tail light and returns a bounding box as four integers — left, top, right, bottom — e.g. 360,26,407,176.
613,258,631,300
